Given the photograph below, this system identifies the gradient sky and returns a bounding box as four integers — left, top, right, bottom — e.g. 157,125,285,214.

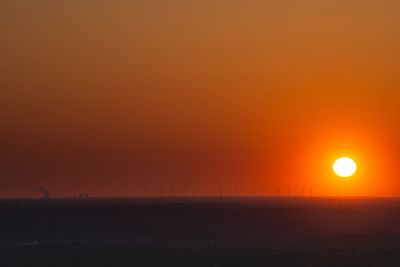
1,0,400,197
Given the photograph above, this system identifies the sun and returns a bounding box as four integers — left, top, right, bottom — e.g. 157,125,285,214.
333,157,357,178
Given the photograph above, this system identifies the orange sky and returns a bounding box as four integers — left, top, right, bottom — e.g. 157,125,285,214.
1,1,400,197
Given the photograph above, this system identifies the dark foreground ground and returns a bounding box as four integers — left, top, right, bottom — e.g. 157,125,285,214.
1,197,400,266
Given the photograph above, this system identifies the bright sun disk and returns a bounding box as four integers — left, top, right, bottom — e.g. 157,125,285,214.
333,157,357,178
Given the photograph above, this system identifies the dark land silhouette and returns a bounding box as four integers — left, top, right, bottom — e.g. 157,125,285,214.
1,197,400,266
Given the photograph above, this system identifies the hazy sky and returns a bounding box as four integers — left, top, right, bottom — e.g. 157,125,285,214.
1,0,400,197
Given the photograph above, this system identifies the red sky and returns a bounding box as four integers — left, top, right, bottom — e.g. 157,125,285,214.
1,0,400,197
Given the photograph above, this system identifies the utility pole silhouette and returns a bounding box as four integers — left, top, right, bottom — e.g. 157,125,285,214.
37,187,50,199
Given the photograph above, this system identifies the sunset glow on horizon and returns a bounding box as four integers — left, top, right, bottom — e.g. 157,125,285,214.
1,0,400,198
